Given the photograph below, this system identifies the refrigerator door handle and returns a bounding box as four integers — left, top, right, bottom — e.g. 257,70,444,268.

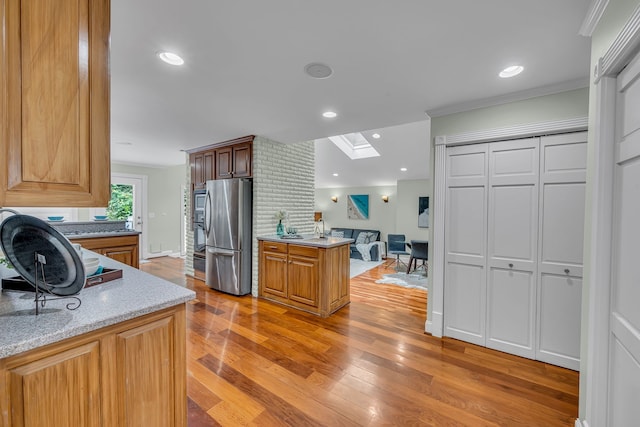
204,191,212,238
208,247,235,256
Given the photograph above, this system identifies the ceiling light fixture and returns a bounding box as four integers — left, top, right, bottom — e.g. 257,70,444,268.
332,173,339,177
499,65,523,78
158,51,184,66
400,167,407,172
323,111,337,119
372,133,381,139
304,62,333,79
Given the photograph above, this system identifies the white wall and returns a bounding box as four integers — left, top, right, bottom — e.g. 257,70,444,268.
396,179,430,241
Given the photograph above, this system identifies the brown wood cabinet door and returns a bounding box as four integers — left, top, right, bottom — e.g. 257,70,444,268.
115,317,177,427
288,255,320,308
203,151,215,182
8,342,102,427
103,246,138,268
262,252,288,298
192,153,205,189
232,143,252,177
215,147,233,179
0,0,110,207
329,244,350,310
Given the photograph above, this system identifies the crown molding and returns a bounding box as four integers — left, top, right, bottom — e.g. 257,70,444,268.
595,3,640,81
434,117,588,146
426,78,588,118
580,0,609,37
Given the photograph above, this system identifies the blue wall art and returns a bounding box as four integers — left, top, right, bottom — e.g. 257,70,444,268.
347,194,369,220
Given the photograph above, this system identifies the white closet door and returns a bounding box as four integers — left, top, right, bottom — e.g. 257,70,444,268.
536,132,586,370
444,143,488,346
607,52,640,427
485,138,539,358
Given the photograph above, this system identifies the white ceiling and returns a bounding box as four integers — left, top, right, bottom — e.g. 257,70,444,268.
110,0,592,188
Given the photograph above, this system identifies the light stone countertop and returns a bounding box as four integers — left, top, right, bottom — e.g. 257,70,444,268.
0,253,195,359
258,234,354,248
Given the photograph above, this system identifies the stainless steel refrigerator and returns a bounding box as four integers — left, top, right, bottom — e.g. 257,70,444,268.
204,178,252,295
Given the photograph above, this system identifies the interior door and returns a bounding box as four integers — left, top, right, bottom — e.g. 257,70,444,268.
444,143,488,346
111,173,146,259
536,132,586,370
606,50,640,426
485,138,539,359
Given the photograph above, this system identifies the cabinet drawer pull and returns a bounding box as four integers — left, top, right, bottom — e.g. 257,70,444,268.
268,246,278,250
564,268,570,274
508,263,514,268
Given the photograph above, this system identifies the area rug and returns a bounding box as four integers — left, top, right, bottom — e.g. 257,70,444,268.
376,272,428,289
350,259,383,278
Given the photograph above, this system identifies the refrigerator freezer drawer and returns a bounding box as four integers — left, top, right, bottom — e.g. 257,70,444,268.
206,247,251,295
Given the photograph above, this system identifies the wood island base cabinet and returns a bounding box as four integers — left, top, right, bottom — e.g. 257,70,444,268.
70,234,140,268
258,240,350,317
0,305,187,427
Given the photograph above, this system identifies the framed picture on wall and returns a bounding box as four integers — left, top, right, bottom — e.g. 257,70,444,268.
418,196,429,228
347,194,369,219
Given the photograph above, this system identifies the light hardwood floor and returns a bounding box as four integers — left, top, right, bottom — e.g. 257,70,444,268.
141,257,579,426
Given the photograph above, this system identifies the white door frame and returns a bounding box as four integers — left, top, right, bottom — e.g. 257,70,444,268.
583,5,640,426
429,117,588,336
111,172,149,260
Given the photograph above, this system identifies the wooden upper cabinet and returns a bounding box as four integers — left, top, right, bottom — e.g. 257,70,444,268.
188,136,253,188
215,146,233,179
0,0,111,207
232,142,252,178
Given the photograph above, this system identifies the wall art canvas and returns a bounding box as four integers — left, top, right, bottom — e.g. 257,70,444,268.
347,194,369,219
418,196,429,228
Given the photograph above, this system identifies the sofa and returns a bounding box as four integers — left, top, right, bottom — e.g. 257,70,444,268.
329,228,382,261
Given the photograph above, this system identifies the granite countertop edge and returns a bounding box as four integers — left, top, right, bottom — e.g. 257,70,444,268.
66,231,141,239
0,253,195,359
258,234,354,248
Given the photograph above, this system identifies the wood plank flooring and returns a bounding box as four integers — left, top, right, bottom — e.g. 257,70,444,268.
141,257,579,426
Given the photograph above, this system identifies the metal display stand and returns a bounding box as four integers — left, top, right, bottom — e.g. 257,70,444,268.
33,252,81,315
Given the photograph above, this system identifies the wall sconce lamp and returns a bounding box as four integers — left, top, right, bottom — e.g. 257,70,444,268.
382,195,389,203
331,196,338,203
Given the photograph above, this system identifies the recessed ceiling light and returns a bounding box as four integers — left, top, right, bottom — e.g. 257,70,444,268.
332,173,339,177
304,62,333,79
400,167,407,172
499,65,523,78
158,51,184,66
372,133,381,139
322,111,337,118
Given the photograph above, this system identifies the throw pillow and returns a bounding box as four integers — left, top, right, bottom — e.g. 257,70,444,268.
331,230,344,238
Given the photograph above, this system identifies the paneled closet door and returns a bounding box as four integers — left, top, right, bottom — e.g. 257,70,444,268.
536,132,586,370
606,54,640,426
444,143,488,346
485,138,539,359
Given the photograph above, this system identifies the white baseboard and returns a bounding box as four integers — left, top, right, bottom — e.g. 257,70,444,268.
575,418,589,427
145,250,180,259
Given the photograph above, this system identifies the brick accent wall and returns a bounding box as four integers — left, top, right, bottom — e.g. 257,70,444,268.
251,136,315,295
184,153,194,277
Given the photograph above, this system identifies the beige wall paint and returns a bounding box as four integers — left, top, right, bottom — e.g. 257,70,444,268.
315,179,429,248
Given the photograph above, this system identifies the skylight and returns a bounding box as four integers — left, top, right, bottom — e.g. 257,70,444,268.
328,132,380,160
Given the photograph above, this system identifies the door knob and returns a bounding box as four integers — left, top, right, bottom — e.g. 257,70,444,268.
564,268,570,274
508,263,514,268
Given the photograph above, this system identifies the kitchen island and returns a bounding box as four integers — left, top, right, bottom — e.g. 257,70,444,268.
0,254,195,427
258,235,352,317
